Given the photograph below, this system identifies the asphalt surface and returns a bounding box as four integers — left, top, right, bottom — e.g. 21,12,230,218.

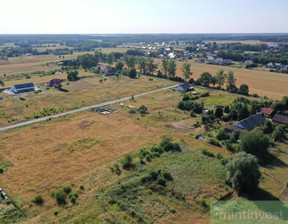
0,84,178,132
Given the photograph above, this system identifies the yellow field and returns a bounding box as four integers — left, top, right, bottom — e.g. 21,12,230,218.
155,59,288,99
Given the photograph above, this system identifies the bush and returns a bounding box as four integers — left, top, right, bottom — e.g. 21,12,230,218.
62,184,72,194
128,68,137,78
121,153,133,169
32,194,44,205
200,199,207,207
200,92,209,97
224,142,236,153
79,185,85,190
272,125,286,142
157,177,166,186
54,210,59,216
128,108,136,114
226,152,261,193
201,149,215,157
70,195,77,204
55,189,66,205
138,105,148,114
208,138,221,147
216,128,227,140
161,170,173,181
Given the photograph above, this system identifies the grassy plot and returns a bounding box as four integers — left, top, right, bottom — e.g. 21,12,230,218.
36,144,229,224
0,75,176,126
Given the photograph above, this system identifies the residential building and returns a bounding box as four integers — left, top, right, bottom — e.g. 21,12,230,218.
10,83,35,94
176,83,194,92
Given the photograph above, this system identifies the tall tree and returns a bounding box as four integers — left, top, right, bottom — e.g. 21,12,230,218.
167,60,177,78
162,59,169,76
115,61,124,71
124,55,136,69
215,69,226,89
138,57,147,74
147,57,157,75
239,129,271,162
198,72,213,87
107,53,115,66
238,84,249,95
226,71,237,92
181,61,193,82
226,152,261,193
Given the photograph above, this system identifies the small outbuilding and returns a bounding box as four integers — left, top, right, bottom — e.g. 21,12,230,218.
10,83,35,94
176,83,194,92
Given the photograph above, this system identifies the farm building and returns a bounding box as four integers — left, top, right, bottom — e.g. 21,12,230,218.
10,83,35,94
261,108,274,117
176,83,194,92
272,114,288,127
227,114,266,134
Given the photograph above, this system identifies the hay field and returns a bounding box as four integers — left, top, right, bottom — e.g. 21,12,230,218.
0,53,87,77
155,59,288,99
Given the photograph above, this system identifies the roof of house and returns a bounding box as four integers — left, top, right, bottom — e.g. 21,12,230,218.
12,83,34,89
177,83,192,91
232,113,266,131
261,108,274,116
272,114,288,125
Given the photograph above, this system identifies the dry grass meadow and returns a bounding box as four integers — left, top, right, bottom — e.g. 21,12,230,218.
0,74,176,126
0,88,230,223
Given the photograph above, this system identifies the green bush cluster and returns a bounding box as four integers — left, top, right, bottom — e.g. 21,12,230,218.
51,184,78,205
31,194,44,205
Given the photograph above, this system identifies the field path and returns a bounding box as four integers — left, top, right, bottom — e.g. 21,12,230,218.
0,84,178,132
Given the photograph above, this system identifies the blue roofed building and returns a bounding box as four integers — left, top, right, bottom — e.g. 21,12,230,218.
231,114,266,133
10,83,35,94
225,114,266,134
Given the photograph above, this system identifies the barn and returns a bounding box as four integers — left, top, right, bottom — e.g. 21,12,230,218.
10,83,35,94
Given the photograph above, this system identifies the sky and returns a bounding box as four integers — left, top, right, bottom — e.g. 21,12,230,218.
1,0,288,34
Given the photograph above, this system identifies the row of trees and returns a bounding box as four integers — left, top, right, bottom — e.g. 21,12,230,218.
196,70,249,95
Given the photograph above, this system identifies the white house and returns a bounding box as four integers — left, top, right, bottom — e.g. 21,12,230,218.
10,83,35,94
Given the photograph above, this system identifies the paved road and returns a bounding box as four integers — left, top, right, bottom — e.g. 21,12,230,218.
0,85,178,132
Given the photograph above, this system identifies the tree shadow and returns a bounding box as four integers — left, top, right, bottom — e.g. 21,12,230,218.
262,154,288,169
